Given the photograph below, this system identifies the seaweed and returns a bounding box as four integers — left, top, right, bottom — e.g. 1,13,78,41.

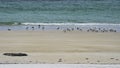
3,53,28,56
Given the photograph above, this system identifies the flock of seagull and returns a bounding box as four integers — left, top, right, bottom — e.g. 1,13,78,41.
7,25,117,33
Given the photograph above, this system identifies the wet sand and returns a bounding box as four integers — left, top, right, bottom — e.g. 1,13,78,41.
0,31,120,64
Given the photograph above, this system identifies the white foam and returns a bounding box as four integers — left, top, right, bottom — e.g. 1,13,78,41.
22,22,120,26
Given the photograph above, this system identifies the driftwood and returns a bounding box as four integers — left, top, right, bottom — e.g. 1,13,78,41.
3,53,27,56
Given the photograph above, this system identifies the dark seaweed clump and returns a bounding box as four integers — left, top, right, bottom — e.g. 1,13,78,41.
3,53,28,56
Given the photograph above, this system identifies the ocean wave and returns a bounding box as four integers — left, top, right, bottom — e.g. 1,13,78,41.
0,22,21,25
22,22,120,26
0,22,120,26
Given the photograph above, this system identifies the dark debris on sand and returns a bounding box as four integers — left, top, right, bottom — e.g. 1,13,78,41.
3,53,28,56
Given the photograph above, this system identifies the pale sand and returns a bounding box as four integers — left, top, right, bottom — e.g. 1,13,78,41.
0,31,120,64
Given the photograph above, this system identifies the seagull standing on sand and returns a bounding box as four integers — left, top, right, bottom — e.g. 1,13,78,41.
32,26,34,30
26,27,29,30
38,25,41,28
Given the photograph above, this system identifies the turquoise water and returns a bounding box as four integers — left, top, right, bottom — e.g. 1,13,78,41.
0,0,120,25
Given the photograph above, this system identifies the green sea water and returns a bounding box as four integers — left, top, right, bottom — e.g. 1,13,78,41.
0,0,120,25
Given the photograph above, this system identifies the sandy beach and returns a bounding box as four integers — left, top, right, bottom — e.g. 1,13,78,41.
0,31,120,64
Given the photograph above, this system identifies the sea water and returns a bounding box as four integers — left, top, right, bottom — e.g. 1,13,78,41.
0,0,120,31
0,0,120,24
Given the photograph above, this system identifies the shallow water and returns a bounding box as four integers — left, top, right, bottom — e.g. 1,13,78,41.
0,24,120,32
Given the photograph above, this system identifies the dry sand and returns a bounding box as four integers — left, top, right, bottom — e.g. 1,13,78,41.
0,31,120,64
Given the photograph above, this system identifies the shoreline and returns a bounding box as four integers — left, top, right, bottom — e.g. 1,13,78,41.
0,24,119,32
